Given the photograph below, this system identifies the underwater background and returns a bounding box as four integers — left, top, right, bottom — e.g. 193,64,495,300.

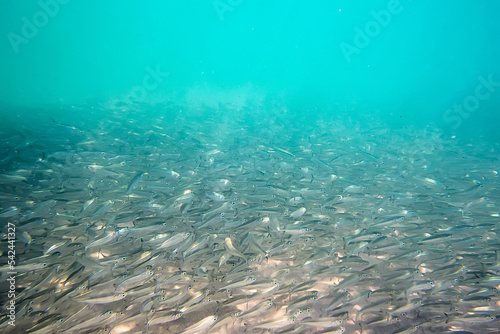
2,0,500,138
1,1,500,333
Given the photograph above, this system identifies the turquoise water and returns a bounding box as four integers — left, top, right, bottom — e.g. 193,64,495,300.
2,1,500,138
1,1,500,333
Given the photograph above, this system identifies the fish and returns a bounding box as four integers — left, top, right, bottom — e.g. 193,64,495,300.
147,310,183,326
157,232,191,249
91,200,114,218
180,315,218,334
126,172,144,194
219,275,256,291
116,270,154,291
224,236,247,261
77,293,127,304
0,206,19,218
289,207,306,218
206,191,225,201
3,104,500,334
253,316,297,330
274,147,295,158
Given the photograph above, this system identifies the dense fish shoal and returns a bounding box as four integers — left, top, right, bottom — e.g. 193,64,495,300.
0,105,499,333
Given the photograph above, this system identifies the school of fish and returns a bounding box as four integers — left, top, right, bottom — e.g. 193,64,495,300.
0,104,499,333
